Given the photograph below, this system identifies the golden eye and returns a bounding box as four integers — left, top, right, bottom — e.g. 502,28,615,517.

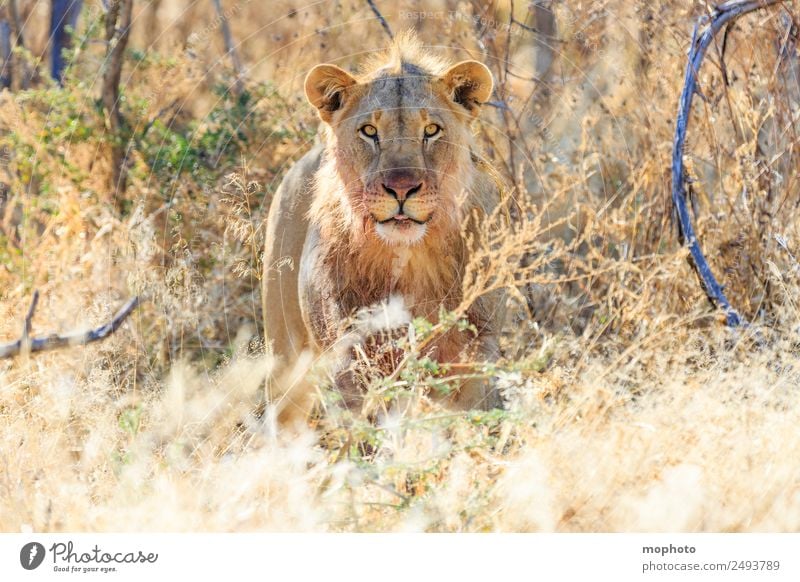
360,124,378,138
424,124,441,138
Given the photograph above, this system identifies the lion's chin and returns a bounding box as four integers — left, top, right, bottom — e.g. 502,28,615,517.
375,220,428,246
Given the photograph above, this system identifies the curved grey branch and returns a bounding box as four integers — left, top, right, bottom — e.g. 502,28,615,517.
0,292,140,359
672,0,784,327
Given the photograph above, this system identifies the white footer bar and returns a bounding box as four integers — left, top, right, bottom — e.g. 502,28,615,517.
2,533,798,581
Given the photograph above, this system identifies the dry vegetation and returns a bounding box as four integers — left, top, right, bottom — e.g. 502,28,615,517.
1,0,799,532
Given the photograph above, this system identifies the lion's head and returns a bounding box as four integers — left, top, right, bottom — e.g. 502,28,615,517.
304,33,493,246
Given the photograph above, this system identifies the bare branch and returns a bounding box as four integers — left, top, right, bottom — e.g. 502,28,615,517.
531,0,560,101
50,0,84,83
7,0,30,89
9,0,24,48
22,290,39,342
102,0,133,203
511,18,538,34
485,100,513,111
505,68,544,83
0,294,140,359
366,0,393,41
0,21,10,89
211,0,245,94
672,0,785,327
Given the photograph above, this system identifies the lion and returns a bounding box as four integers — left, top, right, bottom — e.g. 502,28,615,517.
262,33,505,427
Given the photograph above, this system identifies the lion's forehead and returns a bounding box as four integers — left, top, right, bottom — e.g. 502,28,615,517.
355,75,450,121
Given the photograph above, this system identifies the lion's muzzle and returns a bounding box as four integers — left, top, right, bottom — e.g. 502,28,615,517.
370,177,433,244
369,170,433,226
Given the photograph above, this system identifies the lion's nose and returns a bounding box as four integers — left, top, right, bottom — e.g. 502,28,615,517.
381,181,423,202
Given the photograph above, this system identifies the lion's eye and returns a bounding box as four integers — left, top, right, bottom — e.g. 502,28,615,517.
423,124,441,138
360,124,378,139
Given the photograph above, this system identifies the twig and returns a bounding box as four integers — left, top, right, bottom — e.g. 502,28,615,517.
364,477,410,505
672,0,785,327
0,21,10,89
485,100,513,111
8,0,30,89
102,0,133,203
366,0,393,41
22,290,39,342
505,68,544,83
0,294,140,359
511,18,538,34
211,0,245,95
140,97,181,138
719,22,733,86
9,0,24,48
773,10,798,76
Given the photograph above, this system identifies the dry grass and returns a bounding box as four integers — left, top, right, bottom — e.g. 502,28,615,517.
0,0,799,532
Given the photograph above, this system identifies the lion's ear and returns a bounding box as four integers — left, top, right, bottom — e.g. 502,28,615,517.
304,64,358,122
440,61,494,117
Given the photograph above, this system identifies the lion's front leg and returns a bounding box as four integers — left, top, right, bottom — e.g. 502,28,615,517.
268,226,344,427
449,330,503,411
446,294,505,411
